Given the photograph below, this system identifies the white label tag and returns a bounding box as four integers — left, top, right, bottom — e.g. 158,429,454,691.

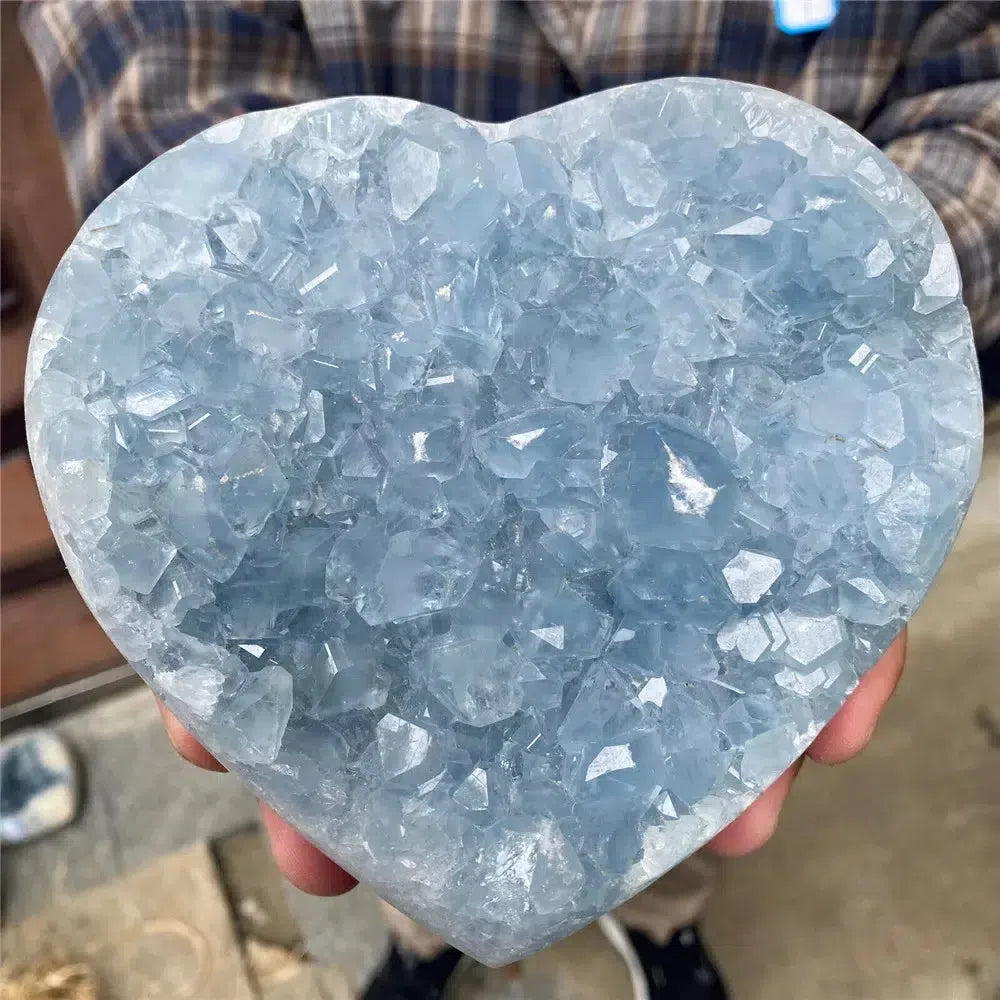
774,0,839,34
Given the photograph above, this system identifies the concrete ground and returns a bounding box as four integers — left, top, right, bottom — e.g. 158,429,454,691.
3,415,998,1000
702,411,1000,1000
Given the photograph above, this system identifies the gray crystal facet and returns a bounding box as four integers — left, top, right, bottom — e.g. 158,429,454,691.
26,79,982,964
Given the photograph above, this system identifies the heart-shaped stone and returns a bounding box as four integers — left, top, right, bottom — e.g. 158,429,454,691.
26,79,981,964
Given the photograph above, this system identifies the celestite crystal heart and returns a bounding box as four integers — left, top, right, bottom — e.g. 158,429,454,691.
26,79,982,963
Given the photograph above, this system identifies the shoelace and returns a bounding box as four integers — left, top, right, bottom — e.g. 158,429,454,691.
597,914,651,1000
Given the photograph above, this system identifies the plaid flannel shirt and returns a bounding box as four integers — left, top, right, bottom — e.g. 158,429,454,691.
21,0,1000,348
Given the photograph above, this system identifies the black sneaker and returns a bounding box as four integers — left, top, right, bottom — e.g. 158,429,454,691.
361,940,465,1000
627,925,728,1000
981,336,1000,405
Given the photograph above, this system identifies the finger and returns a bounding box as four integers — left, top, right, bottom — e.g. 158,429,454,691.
258,802,358,896
154,698,227,772
807,629,907,765
707,758,802,857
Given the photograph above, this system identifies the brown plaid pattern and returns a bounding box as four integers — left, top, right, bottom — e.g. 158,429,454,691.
21,0,1000,346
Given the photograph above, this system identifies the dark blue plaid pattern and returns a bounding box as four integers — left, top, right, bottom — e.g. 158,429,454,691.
20,0,1000,346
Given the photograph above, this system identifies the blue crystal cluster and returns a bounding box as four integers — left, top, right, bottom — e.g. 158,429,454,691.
27,80,981,963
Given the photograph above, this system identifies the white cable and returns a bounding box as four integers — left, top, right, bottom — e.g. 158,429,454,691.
597,914,650,1000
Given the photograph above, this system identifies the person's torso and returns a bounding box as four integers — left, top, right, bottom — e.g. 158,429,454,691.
299,0,950,131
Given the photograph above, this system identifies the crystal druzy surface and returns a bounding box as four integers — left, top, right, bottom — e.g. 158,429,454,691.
27,80,982,963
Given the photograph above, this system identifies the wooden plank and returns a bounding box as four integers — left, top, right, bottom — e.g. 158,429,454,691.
1,577,121,705
1,451,59,571
0,0,78,443
2,173,76,311
2,307,33,412
1,3,77,301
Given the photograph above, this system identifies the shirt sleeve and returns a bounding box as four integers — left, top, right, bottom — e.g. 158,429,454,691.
20,0,327,216
865,6,1000,351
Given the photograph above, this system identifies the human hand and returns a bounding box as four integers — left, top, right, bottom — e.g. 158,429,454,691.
707,628,907,856
154,697,357,895
157,628,906,893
